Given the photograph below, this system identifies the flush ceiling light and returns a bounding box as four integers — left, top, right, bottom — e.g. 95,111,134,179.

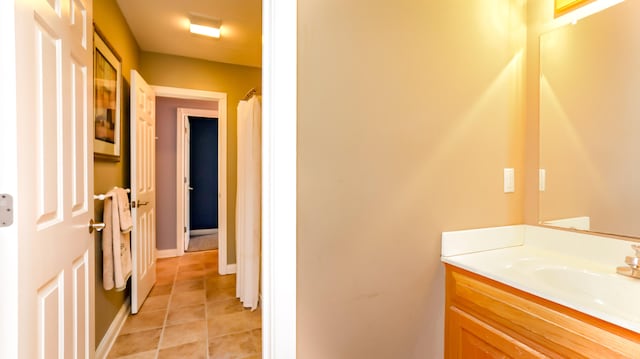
189,15,221,38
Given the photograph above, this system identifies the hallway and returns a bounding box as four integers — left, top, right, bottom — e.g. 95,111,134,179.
107,250,261,358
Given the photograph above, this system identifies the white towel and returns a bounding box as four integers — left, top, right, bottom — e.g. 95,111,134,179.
116,188,133,233
102,187,133,291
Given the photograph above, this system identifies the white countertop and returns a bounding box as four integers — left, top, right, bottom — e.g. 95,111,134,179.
441,225,640,333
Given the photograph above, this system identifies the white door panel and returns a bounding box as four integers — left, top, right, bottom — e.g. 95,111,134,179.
13,0,94,357
185,117,191,251
130,70,157,314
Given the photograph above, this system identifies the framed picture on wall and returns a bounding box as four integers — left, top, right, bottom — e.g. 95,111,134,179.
93,27,122,161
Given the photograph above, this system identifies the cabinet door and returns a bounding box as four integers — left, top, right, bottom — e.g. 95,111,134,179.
447,306,548,359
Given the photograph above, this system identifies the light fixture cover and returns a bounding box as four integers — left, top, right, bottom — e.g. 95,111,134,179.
189,15,221,38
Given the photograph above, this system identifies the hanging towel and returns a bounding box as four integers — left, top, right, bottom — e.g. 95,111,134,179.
102,187,133,291
116,189,133,233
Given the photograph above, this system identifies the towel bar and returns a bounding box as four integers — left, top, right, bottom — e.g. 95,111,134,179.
94,187,131,201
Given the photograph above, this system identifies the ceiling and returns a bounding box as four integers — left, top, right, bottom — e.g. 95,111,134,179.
116,0,262,68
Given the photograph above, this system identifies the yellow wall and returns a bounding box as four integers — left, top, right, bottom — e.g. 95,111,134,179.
93,0,140,347
139,52,262,264
297,0,526,357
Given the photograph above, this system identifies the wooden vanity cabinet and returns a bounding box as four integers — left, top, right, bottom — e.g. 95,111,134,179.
445,265,640,358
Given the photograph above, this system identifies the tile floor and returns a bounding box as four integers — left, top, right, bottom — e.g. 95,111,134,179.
107,250,261,359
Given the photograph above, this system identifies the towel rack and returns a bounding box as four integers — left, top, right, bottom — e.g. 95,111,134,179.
94,187,131,201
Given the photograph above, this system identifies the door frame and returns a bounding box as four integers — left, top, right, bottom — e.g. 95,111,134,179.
176,107,221,257
262,0,297,357
153,86,230,273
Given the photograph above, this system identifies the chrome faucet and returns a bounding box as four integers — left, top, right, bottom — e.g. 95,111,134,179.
617,245,640,279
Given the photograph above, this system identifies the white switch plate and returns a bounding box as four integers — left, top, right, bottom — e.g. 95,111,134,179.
504,168,515,193
539,169,546,191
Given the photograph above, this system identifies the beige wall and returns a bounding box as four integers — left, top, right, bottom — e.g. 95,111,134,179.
155,97,218,250
297,0,526,357
139,52,261,263
93,0,140,347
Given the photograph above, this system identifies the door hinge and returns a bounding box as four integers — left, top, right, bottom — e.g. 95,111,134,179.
184,226,187,233
0,194,14,227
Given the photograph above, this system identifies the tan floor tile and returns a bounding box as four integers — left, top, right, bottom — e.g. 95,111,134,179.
179,255,207,265
108,250,262,359
120,310,166,334
156,274,175,285
158,340,207,359
110,350,157,359
208,331,259,359
206,286,235,303
250,329,262,352
160,320,207,349
178,262,205,271
204,267,220,277
208,312,255,338
108,328,161,358
170,289,205,309
177,269,205,281
139,295,170,313
245,309,262,330
205,274,236,290
149,283,173,297
167,303,206,325
157,266,177,276
157,259,178,266
202,256,218,265
207,298,244,317
174,278,204,292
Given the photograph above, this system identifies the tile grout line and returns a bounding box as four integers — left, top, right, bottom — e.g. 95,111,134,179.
205,259,211,359
153,261,179,359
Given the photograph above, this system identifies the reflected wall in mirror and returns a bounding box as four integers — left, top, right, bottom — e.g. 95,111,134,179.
539,0,640,238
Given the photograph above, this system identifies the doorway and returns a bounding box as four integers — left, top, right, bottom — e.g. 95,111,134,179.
153,87,231,274
183,113,220,252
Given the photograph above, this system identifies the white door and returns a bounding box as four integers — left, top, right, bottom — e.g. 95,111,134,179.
8,0,95,357
184,117,191,251
130,70,157,314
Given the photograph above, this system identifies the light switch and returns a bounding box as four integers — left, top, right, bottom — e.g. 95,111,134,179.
504,168,515,193
539,169,546,191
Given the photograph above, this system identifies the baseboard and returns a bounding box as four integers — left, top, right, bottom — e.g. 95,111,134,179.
95,298,130,359
220,263,237,275
190,228,218,236
156,248,179,258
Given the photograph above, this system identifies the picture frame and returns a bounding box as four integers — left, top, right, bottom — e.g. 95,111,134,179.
93,27,122,161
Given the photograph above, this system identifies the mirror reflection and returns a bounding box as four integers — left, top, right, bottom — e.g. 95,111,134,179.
539,0,640,238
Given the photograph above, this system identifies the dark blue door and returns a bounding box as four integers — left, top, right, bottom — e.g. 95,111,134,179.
189,116,218,230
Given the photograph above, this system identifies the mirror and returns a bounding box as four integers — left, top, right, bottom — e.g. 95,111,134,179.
539,0,640,238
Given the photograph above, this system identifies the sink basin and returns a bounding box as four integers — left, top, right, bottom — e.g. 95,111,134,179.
532,266,611,307
498,258,639,321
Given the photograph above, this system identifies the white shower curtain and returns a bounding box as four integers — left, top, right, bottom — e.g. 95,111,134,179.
236,95,261,310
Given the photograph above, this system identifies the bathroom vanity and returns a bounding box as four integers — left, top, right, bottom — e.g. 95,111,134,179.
442,225,640,358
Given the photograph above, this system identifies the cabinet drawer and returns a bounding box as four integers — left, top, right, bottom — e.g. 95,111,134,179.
445,265,640,358
448,305,548,358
